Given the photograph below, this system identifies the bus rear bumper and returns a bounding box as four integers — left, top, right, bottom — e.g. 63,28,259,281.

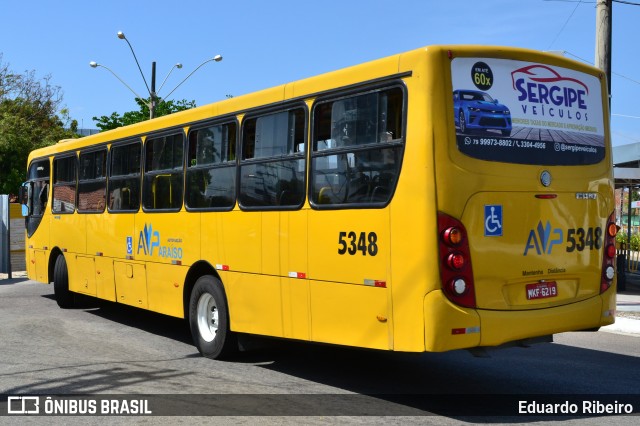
424,288,615,352
477,295,609,348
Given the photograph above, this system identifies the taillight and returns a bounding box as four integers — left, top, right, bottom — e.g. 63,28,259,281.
438,212,476,308
601,211,616,293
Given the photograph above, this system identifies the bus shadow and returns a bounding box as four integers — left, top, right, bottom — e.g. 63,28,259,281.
234,335,640,420
0,277,30,286
41,293,193,345
39,295,640,420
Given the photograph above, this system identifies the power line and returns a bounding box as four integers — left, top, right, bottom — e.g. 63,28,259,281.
613,0,640,6
542,0,640,4
613,114,640,119
547,0,584,50
562,51,640,86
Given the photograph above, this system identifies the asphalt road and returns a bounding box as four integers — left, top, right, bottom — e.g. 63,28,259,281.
1,278,639,425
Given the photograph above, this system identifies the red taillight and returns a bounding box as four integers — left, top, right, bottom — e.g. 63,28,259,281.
438,213,476,308
447,252,465,270
601,211,616,293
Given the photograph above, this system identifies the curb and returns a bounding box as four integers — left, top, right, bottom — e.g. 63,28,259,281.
601,317,640,336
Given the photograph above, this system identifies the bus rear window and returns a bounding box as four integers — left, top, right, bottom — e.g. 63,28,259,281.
451,57,606,166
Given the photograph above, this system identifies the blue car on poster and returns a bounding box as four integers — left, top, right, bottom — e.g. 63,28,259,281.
453,90,512,136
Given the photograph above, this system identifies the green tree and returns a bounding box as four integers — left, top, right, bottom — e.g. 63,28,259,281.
0,54,76,195
92,97,196,131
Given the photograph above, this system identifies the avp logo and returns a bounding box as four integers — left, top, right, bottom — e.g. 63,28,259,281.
137,223,160,256
524,220,564,256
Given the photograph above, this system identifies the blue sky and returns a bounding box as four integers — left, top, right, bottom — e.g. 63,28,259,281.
1,0,637,146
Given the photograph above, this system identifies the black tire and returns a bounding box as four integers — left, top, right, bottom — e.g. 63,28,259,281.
459,110,467,134
188,275,237,359
53,255,74,308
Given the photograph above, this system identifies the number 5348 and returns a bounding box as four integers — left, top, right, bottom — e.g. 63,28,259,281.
338,231,378,256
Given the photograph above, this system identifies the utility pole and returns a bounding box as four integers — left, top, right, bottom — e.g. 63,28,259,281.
150,61,157,119
595,0,612,109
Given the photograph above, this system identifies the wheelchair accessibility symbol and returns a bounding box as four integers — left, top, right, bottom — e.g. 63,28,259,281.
484,205,503,236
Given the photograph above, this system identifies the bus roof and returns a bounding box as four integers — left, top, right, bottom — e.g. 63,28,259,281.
28,44,604,163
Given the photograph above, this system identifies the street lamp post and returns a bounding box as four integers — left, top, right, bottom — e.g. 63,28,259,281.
90,31,223,120
164,55,222,100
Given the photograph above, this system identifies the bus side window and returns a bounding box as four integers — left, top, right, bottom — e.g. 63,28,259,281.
52,155,77,213
311,87,404,207
108,141,141,212
78,149,107,212
239,108,306,209
186,122,237,210
143,133,184,211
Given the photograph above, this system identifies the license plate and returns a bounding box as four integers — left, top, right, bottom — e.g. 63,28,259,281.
526,281,558,300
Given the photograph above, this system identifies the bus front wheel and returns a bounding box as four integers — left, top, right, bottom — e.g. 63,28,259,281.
53,255,75,308
188,275,237,359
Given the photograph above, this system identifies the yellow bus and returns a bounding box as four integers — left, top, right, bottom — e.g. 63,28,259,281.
20,45,616,359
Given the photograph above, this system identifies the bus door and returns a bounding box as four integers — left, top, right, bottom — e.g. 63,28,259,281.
21,159,51,283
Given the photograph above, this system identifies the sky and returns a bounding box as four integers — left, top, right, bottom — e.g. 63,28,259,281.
0,0,637,146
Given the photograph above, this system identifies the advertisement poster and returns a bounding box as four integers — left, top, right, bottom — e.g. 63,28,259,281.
451,57,605,165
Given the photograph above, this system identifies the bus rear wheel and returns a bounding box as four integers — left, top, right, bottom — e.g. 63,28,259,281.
53,255,75,308
188,275,237,359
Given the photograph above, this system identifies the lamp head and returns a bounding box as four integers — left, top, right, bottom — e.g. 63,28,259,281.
176,63,183,69
117,31,126,40
213,55,223,62
89,61,98,68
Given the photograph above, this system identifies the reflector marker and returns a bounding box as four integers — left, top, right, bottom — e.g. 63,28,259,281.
288,272,306,279
451,326,480,335
171,260,182,265
96,252,103,256
125,255,134,260
215,264,229,271
364,279,387,288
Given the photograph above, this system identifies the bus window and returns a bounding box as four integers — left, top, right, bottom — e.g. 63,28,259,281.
108,141,141,212
78,149,107,212
239,108,306,209
186,122,237,210
311,87,404,207
143,133,184,211
27,159,50,217
52,155,77,213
